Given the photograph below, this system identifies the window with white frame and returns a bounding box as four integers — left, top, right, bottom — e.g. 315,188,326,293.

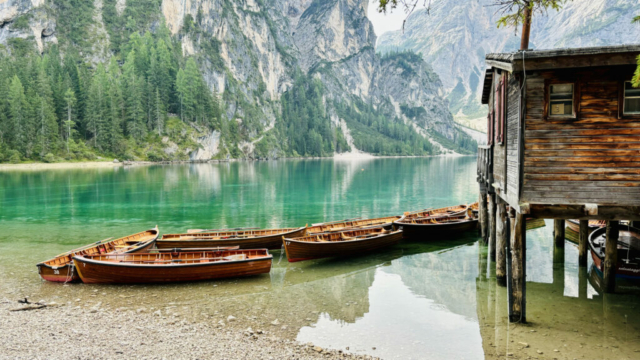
549,84,574,117
624,81,640,115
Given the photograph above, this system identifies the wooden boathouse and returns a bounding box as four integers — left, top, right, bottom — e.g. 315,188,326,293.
476,44,640,322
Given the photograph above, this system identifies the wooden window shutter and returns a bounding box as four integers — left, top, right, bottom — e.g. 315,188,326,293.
491,77,502,143
487,110,494,145
498,74,507,144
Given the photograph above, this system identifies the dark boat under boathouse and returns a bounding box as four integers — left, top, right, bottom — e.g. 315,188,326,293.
476,44,640,323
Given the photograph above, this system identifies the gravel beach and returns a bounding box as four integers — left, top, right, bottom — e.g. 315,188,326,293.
1,299,378,360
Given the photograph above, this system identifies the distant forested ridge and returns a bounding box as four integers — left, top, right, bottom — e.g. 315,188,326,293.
0,26,220,163
0,0,476,163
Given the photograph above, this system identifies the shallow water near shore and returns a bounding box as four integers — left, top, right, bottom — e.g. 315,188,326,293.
2,157,640,359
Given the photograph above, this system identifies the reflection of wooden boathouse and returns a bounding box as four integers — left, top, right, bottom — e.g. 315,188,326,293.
477,45,640,322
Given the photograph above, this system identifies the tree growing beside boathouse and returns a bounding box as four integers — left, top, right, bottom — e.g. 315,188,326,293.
375,0,568,50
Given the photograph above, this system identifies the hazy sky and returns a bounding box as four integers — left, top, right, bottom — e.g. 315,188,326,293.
367,2,409,37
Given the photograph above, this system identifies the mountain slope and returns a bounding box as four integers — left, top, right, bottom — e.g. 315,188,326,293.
377,0,640,130
0,0,475,163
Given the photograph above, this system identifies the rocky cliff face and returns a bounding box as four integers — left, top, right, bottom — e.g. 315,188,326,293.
0,0,467,158
377,0,640,130
0,0,56,52
291,0,460,148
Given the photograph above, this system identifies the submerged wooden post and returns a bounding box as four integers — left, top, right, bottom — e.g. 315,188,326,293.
509,211,526,323
578,220,588,267
488,194,497,261
479,192,488,242
552,238,565,293
578,266,588,300
603,220,619,293
553,219,565,248
495,200,507,286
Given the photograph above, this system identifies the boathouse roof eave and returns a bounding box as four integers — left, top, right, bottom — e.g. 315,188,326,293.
481,69,494,105
485,44,640,72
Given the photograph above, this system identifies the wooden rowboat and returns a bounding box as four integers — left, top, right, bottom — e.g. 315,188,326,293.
73,249,272,284
283,226,403,262
469,202,479,216
156,227,307,250
567,219,606,234
402,204,469,221
589,225,640,280
36,227,159,283
394,212,478,239
306,216,401,234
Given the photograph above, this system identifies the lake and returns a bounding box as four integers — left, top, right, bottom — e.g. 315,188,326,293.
1,157,639,359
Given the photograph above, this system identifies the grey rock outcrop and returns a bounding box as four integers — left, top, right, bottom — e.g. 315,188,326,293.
0,0,463,156
0,0,56,53
377,0,640,127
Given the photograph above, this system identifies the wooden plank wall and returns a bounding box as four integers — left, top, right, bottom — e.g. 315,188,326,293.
491,75,506,192
506,74,521,205
522,66,640,206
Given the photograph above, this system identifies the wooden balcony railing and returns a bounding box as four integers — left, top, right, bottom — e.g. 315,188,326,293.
477,145,493,193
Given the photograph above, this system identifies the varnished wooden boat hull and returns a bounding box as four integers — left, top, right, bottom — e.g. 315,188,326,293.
38,263,79,283
156,227,306,250
397,219,479,239
402,204,469,221
589,226,640,280
37,229,158,283
567,219,605,234
74,252,272,284
283,231,403,262
306,216,401,235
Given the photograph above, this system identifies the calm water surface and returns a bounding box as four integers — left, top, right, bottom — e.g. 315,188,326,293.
1,157,639,359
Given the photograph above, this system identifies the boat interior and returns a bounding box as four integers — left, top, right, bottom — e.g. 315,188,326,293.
40,230,158,268
592,228,640,263
78,249,271,265
293,227,398,243
161,228,303,240
306,216,400,234
399,214,474,225
403,205,468,219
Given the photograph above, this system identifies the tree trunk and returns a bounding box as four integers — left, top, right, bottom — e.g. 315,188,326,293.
520,5,532,50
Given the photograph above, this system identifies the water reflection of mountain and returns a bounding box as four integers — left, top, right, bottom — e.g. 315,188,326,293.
274,250,404,323
383,241,480,320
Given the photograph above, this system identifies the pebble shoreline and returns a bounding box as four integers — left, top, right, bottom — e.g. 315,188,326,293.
1,300,378,360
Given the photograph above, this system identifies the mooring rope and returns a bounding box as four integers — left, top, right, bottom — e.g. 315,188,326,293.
278,244,284,264
63,261,75,284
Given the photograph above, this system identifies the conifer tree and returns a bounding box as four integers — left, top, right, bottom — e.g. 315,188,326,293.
87,64,109,148
63,88,76,154
176,68,186,121
183,58,200,122
123,50,147,140
8,76,28,155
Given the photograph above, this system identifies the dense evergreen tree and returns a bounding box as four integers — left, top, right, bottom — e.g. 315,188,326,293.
63,88,76,154
0,29,221,162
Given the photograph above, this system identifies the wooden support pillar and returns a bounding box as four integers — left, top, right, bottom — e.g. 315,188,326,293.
495,200,507,286
578,220,589,267
488,194,497,262
552,241,565,293
509,211,526,323
603,220,619,293
554,219,565,248
479,192,489,242
578,266,588,300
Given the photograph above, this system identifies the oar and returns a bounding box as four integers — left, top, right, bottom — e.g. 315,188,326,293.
186,227,260,233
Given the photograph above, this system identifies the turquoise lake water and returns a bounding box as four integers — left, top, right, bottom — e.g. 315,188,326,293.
1,157,639,359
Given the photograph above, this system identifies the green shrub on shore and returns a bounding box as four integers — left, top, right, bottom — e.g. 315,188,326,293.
43,153,56,163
